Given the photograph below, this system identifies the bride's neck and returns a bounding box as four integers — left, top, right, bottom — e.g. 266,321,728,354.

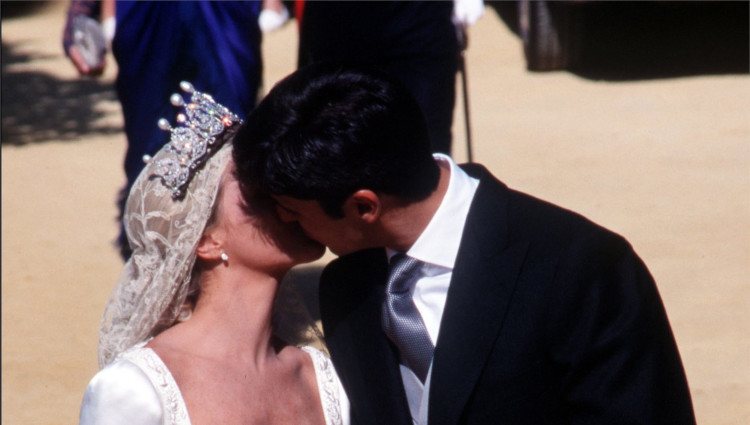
179,267,284,367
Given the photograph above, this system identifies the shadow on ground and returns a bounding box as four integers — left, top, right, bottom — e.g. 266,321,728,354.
1,40,120,145
490,1,749,80
0,0,51,19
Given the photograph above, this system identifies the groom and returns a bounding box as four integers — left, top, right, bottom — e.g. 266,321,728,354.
232,64,695,424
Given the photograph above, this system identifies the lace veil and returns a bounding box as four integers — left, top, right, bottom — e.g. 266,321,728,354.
98,138,233,367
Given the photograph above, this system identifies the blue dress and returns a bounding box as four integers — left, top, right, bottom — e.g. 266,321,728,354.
65,1,262,257
113,0,261,203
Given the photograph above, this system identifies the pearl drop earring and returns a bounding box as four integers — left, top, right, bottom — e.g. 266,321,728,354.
220,251,229,263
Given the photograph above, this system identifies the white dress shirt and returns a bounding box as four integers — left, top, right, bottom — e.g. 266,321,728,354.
386,154,479,424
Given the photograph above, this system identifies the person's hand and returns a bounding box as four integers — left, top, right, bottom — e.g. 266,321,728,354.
67,44,105,76
259,0,290,32
62,5,110,78
453,0,485,27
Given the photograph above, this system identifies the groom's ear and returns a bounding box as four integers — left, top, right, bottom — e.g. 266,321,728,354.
345,189,381,224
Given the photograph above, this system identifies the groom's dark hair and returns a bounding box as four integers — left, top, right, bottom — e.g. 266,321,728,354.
232,63,440,218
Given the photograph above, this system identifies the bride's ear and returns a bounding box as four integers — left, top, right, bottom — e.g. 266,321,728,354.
195,229,223,261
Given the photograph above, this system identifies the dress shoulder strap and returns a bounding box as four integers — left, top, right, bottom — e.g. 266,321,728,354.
301,346,347,425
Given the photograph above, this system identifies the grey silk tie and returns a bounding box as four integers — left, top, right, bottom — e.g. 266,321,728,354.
382,253,434,382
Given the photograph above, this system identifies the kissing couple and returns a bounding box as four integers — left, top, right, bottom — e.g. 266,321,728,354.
80,64,695,425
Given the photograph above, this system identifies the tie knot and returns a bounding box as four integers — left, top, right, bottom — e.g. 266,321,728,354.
387,254,422,294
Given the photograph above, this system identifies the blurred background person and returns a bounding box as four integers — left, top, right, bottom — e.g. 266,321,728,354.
63,0,263,259
294,0,483,156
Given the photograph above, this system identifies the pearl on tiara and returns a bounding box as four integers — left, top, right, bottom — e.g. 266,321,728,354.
150,81,241,199
170,93,184,107
157,118,171,131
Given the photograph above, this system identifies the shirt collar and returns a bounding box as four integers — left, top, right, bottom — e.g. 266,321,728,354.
388,154,479,270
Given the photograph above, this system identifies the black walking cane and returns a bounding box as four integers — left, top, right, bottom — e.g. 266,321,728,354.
456,24,474,163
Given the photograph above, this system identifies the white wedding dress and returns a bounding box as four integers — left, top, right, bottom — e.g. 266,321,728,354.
79,342,350,425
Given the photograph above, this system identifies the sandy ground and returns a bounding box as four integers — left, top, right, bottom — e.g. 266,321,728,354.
2,2,749,424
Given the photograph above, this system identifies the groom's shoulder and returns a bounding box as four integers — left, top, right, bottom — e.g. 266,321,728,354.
322,248,386,284
321,248,386,289
463,162,632,254
319,248,386,323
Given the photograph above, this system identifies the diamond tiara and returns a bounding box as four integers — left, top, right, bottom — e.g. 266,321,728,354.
148,81,242,199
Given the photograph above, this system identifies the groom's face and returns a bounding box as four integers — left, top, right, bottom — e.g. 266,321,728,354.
272,195,362,255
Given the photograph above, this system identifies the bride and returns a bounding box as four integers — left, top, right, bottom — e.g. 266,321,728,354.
79,84,349,425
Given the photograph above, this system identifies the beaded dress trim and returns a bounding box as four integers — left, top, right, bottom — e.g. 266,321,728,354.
117,344,343,425
302,346,344,425
118,343,190,425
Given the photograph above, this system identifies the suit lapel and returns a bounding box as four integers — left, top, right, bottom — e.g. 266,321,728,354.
428,168,529,425
328,251,413,425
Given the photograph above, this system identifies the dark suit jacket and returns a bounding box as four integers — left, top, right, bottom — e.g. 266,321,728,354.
298,1,459,155
319,164,695,425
